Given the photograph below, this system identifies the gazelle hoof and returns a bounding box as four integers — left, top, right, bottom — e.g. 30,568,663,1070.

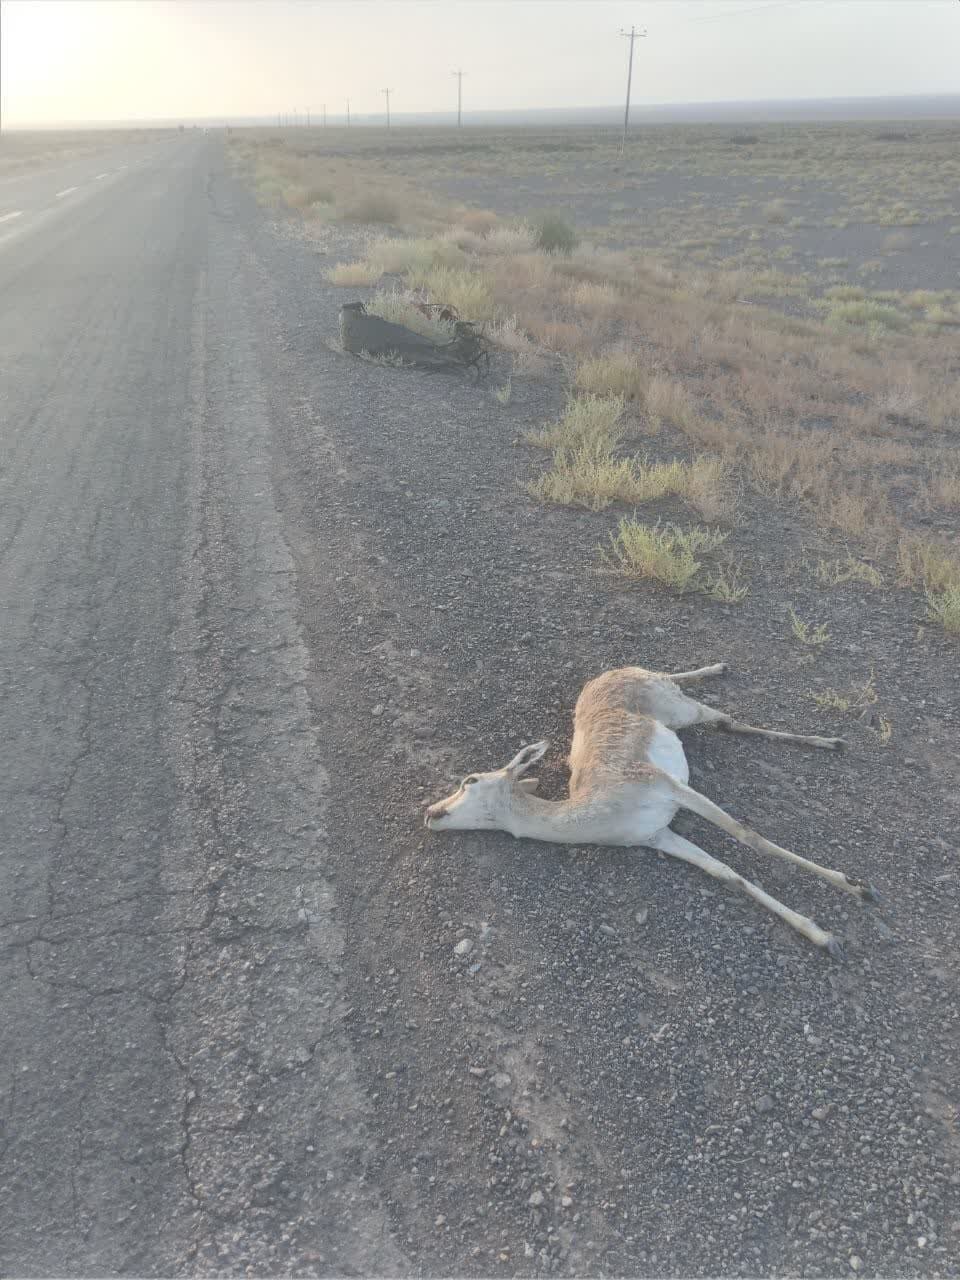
825,936,846,962
826,737,846,751
860,881,881,905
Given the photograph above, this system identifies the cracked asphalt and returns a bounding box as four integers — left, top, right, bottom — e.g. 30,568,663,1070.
2,135,958,1278
0,138,400,1275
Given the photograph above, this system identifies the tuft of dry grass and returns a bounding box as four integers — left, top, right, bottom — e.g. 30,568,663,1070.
812,672,879,714
328,260,383,287
825,299,909,333
925,586,960,633
897,535,960,633
482,223,538,256
644,374,704,434
457,209,499,235
787,606,831,647
336,189,403,225
602,519,728,592
815,554,883,588
897,535,960,594
924,464,960,509
407,265,497,320
528,450,730,517
365,290,456,342
527,395,624,452
702,559,750,603
575,354,647,400
365,234,466,276
566,281,623,314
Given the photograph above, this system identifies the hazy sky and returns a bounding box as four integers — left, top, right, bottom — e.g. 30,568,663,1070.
2,0,959,127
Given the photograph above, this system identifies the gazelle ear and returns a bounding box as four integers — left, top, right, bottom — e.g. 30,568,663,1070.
516,777,540,793
504,740,549,778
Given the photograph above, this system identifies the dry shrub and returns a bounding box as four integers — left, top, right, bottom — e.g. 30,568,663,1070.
458,209,499,234
683,456,735,522
823,490,885,540
925,464,960,508
747,428,835,497
878,382,923,418
826,299,909,333
486,314,535,354
336,189,402,224
502,251,555,288
575,354,647,400
408,265,496,320
285,183,334,210
365,234,465,275
645,374,703,434
527,319,590,353
567,281,622,314
483,224,537,256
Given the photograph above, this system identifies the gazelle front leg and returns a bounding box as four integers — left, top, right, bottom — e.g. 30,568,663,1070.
649,828,844,960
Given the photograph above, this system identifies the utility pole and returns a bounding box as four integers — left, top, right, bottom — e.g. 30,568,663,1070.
453,70,464,128
322,103,327,127
346,98,350,127
306,108,311,127
382,88,392,130
619,24,647,155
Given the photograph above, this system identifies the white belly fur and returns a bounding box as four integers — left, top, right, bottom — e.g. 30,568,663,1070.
647,721,689,785
601,722,688,845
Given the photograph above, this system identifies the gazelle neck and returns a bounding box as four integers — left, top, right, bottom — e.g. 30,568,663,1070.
505,791,596,843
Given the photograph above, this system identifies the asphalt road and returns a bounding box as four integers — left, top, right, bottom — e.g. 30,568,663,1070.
1,136,957,1279
0,137,401,1275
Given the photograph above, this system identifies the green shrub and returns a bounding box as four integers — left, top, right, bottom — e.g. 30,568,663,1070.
532,211,579,255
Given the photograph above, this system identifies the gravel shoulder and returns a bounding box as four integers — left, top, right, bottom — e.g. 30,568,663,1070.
224,160,960,1276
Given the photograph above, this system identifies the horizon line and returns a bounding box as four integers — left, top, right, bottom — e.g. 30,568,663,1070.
6,90,960,131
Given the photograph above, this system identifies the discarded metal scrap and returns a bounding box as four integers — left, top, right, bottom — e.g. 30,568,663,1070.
338,301,490,378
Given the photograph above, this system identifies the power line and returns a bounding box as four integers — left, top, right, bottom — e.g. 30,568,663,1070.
453,69,465,127
619,24,647,155
687,1,798,23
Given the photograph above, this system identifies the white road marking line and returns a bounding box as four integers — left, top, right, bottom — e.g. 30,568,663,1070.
0,210,24,224
95,172,109,180
55,186,78,198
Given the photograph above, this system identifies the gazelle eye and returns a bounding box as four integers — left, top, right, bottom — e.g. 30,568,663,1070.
462,775,479,787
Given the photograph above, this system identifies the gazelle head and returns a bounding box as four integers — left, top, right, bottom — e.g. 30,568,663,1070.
425,741,549,832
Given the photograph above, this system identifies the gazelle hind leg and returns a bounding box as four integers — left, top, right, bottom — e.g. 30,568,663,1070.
666,775,879,904
690,700,844,751
649,828,844,959
666,662,727,685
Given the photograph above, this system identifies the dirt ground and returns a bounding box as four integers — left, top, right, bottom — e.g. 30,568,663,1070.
224,124,960,1277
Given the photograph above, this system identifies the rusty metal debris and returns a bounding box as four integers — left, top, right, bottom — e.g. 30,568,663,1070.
338,302,490,379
